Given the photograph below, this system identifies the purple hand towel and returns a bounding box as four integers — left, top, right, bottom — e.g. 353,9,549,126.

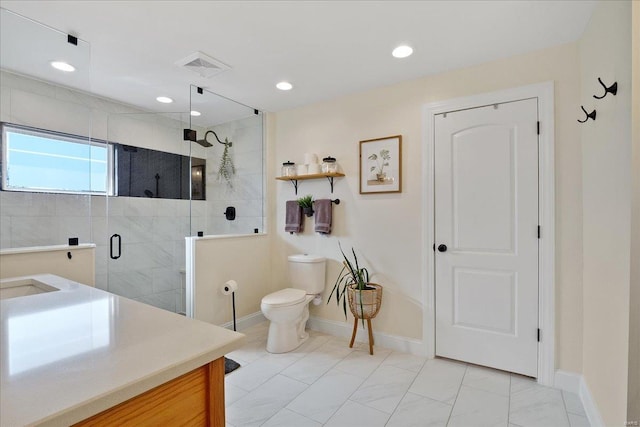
285,200,303,233
314,199,332,234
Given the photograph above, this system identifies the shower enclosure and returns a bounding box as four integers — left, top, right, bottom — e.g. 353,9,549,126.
0,8,265,314
102,88,264,313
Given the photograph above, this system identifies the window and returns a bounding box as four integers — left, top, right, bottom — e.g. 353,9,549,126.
1,123,112,195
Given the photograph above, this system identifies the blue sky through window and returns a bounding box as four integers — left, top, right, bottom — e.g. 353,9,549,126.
4,130,109,193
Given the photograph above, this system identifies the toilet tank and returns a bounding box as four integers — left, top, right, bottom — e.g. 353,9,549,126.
288,254,326,294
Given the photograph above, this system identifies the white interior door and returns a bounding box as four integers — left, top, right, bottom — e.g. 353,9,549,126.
434,98,539,377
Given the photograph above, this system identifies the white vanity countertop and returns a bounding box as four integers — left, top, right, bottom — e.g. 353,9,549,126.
0,274,245,427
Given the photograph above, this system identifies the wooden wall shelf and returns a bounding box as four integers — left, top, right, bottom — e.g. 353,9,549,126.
276,172,345,194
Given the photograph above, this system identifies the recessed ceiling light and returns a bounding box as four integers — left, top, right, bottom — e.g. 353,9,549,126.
190,110,201,117
392,45,413,58
276,81,293,91
50,61,75,72
156,96,173,104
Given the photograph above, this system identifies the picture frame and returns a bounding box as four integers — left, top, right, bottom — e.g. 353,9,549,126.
359,135,402,194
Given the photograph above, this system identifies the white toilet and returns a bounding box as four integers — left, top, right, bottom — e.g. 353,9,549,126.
261,254,326,353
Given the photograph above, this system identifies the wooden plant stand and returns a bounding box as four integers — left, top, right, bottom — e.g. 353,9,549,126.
347,283,382,355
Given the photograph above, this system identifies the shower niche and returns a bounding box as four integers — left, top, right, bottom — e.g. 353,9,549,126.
114,144,206,200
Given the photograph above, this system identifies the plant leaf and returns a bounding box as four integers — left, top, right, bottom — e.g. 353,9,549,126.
339,243,357,284
343,291,347,318
327,264,346,304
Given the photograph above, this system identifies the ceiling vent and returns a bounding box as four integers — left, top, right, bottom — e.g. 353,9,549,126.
175,51,230,78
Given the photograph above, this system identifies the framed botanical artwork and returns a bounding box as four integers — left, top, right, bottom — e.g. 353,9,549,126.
359,135,402,194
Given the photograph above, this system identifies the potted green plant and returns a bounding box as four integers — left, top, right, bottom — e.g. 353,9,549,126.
297,195,314,217
327,244,383,354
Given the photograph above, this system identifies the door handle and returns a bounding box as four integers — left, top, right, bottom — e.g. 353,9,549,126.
437,244,448,252
110,233,121,259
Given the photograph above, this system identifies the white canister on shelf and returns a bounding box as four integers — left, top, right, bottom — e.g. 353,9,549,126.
307,164,321,174
296,164,308,175
304,153,318,165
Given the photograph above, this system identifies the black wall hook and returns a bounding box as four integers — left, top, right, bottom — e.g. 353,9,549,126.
578,106,596,123
593,77,618,99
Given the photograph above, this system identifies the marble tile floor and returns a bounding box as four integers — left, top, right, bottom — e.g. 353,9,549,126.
225,322,589,427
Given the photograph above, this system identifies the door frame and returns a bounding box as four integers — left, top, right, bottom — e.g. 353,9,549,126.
422,82,555,386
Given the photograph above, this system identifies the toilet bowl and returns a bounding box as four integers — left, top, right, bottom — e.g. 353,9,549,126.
261,288,314,353
261,254,326,353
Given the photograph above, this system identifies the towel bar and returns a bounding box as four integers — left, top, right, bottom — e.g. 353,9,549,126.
313,199,340,205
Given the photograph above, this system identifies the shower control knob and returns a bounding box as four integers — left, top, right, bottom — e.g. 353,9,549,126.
437,244,448,252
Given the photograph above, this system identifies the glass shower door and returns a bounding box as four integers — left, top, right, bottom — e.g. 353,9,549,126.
105,112,192,313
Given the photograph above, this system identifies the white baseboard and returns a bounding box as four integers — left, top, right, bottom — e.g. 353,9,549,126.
554,370,604,427
307,316,425,356
554,370,582,392
220,311,266,331
579,377,605,427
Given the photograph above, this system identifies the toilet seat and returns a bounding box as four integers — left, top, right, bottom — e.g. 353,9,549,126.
261,288,306,307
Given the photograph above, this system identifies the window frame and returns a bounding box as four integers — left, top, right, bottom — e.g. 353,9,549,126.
1,122,114,196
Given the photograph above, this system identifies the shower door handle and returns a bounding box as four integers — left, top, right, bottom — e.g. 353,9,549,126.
110,234,121,259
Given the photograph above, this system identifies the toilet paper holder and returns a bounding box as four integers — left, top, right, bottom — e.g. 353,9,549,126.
222,280,238,331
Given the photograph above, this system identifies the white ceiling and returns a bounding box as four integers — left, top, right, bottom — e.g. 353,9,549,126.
1,1,597,115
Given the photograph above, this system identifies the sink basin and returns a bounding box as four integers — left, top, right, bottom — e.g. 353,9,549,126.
0,278,60,300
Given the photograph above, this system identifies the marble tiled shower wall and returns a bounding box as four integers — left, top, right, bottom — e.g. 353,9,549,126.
0,192,93,249
200,115,264,235
0,191,191,313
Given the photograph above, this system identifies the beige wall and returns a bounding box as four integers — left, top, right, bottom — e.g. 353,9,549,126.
0,246,95,286
191,235,270,326
579,1,632,424
273,42,583,372
628,1,640,422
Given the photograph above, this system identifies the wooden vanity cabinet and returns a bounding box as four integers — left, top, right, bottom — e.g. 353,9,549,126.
74,357,225,427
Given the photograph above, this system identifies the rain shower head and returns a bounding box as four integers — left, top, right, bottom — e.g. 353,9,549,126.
197,130,231,148
195,136,213,147
185,129,232,148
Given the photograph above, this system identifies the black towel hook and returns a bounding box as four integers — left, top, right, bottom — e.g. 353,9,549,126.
577,106,596,123
593,77,617,99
